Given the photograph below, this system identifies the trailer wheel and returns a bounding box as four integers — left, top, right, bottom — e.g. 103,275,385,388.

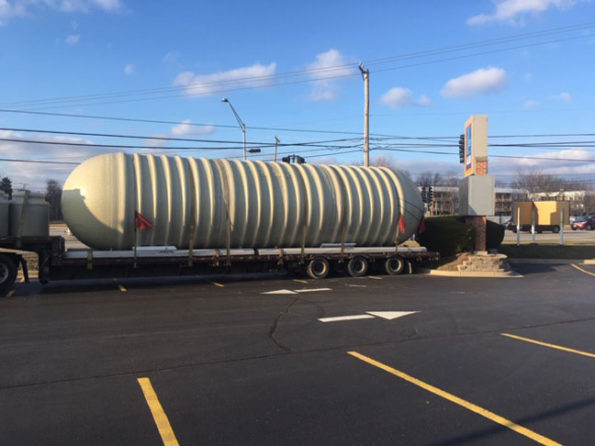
306,257,330,280
0,254,17,297
347,256,368,277
384,255,405,275
587,224,593,231
552,226,560,233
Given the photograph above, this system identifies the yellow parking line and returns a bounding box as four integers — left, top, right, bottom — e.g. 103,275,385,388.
367,275,383,280
113,279,127,292
571,263,595,278
211,281,224,287
6,289,14,298
293,279,309,284
501,333,595,359
348,351,560,446
137,377,180,446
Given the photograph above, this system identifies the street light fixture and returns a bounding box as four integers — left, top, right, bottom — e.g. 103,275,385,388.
221,98,247,160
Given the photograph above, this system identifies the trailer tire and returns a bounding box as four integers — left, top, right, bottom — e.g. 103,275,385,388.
587,224,592,231
384,255,405,275
552,226,560,233
347,256,368,277
306,257,330,280
0,254,17,297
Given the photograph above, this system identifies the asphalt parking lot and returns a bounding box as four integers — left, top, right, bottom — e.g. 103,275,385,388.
1,262,594,445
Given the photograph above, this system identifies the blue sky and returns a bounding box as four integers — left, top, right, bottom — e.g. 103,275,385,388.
1,0,595,190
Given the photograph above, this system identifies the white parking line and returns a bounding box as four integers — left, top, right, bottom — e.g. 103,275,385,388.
319,315,375,323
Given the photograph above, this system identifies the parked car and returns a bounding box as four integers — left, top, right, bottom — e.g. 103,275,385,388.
503,219,515,231
571,215,595,230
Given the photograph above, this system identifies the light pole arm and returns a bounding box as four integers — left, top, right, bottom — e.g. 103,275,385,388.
226,102,245,131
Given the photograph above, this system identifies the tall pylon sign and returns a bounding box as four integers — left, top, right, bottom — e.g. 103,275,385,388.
464,115,488,177
459,114,493,253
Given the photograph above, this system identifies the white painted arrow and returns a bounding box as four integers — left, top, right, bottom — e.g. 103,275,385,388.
262,288,332,295
262,289,298,295
366,311,418,320
318,311,418,323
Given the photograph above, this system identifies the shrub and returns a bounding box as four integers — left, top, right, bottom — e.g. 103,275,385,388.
416,216,474,257
416,216,505,256
486,220,505,250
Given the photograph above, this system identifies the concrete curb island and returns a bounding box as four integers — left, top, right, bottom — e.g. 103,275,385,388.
427,269,523,278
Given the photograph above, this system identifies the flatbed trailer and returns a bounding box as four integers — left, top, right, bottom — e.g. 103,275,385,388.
0,235,438,296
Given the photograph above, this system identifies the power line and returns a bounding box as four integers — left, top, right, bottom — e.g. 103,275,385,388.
0,108,369,136
0,158,79,165
3,21,595,110
0,126,360,148
5,108,595,144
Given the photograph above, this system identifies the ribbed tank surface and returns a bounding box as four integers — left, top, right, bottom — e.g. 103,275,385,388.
62,153,423,250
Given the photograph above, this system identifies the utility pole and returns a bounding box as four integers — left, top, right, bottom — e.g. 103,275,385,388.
274,136,280,162
359,63,370,167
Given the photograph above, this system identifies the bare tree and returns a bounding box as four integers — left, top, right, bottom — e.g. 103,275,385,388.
510,169,567,195
371,155,411,177
416,171,443,187
0,177,12,199
584,191,595,214
45,179,63,221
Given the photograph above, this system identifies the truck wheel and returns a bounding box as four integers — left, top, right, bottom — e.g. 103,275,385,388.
0,254,17,297
306,257,330,280
384,255,405,275
552,226,560,233
347,256,368,277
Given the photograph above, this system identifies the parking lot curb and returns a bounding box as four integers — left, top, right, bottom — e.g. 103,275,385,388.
428,270,523,278
507,258,587,264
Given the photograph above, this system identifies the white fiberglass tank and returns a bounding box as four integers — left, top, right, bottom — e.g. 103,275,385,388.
61,152,423,250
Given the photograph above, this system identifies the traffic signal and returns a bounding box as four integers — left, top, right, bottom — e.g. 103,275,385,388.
281,155,306,164
428,186,433,203
421,186,427,203
458,133,465,164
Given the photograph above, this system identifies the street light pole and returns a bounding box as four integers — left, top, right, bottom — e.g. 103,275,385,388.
221,98,247,160
274,136,279,162
359,63,370,167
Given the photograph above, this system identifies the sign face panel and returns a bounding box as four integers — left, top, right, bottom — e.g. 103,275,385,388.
463,115,488,177
465,123,473,174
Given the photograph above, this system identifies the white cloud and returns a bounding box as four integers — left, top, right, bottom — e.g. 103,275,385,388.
306,49,355,102
490,148,595,176
173,63,277,97
468,0,575,25
45,0,124,13
381,87,431,108
0,0,122,25
524,99,540,109
65,34,80,44
124,64,134,75
163,51,180,65
0,0,27,25
555,91,572,101
441,67,508,98
171,120,215,136
0,130,105,190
